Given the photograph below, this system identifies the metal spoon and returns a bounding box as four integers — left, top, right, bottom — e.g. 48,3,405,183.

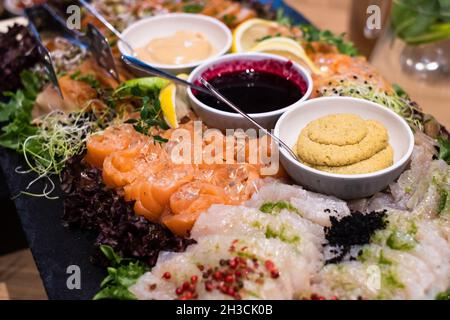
200,78,299,161
122,54,212,95
121,54,299,161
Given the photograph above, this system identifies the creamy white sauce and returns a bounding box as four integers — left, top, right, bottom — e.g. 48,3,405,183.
136,30,215,65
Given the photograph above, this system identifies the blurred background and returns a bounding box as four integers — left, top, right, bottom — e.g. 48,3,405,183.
0,0,449,299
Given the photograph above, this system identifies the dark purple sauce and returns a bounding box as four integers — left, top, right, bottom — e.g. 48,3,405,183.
194,59,307,114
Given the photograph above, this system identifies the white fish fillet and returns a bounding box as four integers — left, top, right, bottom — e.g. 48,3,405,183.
130,146,450,300
312,212,450,300
245,181,350,226
131,235,308,300
191,204,325,288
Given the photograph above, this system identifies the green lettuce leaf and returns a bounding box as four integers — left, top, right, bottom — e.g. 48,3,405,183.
93,245,148,300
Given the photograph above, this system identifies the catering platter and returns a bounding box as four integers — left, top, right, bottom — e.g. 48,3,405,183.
0,0,449,300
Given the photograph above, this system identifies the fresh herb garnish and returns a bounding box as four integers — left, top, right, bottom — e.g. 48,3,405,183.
276,8,293,26
182,3,204,13
299,24,359,57
70,70,101,89
223,14,237,26
438,136,450,164
131,97,169,137
114,77,170,141
260,201,299,215
153,134,169,143
392,83,408,98
93,245,148,300
436,289,450,300
0,70,41,150
438,187,449,215
256,32,282,42
114,77,169,99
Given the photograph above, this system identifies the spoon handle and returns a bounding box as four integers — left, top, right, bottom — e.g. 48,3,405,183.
122,55,298,161
200,78,299,161
122,54,212,96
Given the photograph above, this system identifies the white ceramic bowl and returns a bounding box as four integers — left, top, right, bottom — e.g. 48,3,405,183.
274,97,415,200
118,13,232,75
187,52,313,130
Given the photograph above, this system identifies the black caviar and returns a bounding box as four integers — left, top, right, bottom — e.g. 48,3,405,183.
324,210,388,264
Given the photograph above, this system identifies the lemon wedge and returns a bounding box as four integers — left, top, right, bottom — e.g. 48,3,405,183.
249,37,322,75
232,18,281,53
159,74,191,128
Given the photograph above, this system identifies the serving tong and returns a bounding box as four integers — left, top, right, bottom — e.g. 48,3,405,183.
24,4,119,97
24,6,63,98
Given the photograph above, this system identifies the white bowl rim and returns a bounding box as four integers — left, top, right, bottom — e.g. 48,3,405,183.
187,52,314,118
274,96,415,180
118,13,233,70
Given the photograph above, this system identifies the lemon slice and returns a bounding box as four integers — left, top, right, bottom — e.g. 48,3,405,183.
249,37,322,75
232,18,281,53
159,74,191,128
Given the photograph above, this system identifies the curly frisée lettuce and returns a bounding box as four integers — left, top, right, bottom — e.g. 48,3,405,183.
61,154,195,267
93,245,148,300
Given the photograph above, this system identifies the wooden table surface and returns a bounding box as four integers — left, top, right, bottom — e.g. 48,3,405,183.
0,0,447,300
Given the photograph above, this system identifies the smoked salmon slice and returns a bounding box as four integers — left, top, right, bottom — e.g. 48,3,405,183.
163,181,229,235
85,121,279,236
85,124,141,168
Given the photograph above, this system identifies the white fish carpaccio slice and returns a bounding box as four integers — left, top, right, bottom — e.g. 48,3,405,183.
130,159,450,300
130,235,307,300
311,248,432,300
312,217,450,300
245,181,350,226
191,204,325,289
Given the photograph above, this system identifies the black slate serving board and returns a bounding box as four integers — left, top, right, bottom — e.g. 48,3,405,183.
0,148,105,299
0,1,310,300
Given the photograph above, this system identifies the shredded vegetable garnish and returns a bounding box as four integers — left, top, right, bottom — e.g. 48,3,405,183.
18,108,108,198
23,111,93,175
318,82,424,130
